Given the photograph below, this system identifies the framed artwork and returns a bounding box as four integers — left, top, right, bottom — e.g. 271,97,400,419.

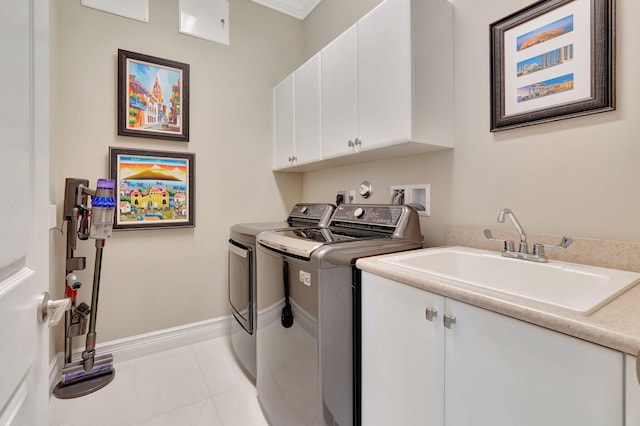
117,49,190,141
490,0,614,131
109,147,195,230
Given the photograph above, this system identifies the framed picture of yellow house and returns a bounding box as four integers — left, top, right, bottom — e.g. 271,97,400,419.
117,49,190,141
109,147,195,230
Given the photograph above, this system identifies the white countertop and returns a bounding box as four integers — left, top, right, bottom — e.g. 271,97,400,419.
356,248,640,356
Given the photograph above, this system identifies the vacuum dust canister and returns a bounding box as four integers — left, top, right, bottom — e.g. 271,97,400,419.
90,178,116,240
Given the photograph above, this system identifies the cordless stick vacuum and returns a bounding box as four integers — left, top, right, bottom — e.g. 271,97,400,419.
54,178,117,399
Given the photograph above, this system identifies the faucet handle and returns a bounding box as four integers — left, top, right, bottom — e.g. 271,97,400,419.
484,229,516,252
532,236,573,257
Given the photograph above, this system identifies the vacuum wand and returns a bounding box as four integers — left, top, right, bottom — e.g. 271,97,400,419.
80,178,115,372
81,239,105,372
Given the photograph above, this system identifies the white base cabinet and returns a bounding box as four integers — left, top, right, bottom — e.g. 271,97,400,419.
627,356,640,424
361,272,624,426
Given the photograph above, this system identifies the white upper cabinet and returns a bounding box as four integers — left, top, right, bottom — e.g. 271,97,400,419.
356,0,412,150
321,25,358,159
273,0,453,171
273,73,295,169
294,53,322,164
273,53,323,169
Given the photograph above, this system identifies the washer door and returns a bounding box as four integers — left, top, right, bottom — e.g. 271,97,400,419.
228,239,253,334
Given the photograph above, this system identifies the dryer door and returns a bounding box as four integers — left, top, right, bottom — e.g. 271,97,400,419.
228,239,253,334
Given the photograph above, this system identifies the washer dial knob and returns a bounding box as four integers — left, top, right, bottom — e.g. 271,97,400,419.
300,206,309,214
354,207,366,219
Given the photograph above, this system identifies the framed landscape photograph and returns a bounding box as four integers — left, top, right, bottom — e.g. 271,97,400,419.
490,0,614,131
109,147,195,230
117,49,190,141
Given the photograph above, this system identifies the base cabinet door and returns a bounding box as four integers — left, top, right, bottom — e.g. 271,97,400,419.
361,272,445,425
627,356,640,424
444,299,623,426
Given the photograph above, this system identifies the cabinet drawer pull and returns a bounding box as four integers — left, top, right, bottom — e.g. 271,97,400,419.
425,307,438,322
348,139,355,147
444,314,456,329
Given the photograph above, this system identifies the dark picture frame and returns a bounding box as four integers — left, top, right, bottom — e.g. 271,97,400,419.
490,0,615,132
109,147,195,230
117,49,190,141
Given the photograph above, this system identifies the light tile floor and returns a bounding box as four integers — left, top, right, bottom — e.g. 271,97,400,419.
49,337,268,426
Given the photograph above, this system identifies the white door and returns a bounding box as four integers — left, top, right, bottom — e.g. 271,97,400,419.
0,0,51,424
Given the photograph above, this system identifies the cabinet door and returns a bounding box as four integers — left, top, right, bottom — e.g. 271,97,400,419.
444,299,623,426
361,272,445,425
321,24,358,159
273,73,294,169
357,0,412,149
627,356,640,424
294,53,322,165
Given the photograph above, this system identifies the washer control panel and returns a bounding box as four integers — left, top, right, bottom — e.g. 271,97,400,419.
288,203,336,225
332,204,404,226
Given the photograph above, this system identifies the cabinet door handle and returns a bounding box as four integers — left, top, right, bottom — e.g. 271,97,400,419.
425,307,438,322
348,139,354,147
354,138,362,146
444,314,456,329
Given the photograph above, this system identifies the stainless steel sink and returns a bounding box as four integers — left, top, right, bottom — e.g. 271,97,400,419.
379,246,640,315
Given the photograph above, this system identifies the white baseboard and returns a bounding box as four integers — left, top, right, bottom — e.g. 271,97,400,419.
50,315,232,393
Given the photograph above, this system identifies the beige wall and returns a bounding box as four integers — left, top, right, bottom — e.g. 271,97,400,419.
302,0,640,247
51,0,640,347
51,0,303,346
302,0,383,58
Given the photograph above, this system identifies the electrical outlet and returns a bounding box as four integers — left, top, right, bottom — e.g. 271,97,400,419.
349,190,356,204
336,191,346,206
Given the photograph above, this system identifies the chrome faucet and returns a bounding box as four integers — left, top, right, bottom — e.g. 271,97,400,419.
484,208,573,263
497,208,528,253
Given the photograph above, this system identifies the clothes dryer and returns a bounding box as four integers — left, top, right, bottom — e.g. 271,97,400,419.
228,203,335,382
